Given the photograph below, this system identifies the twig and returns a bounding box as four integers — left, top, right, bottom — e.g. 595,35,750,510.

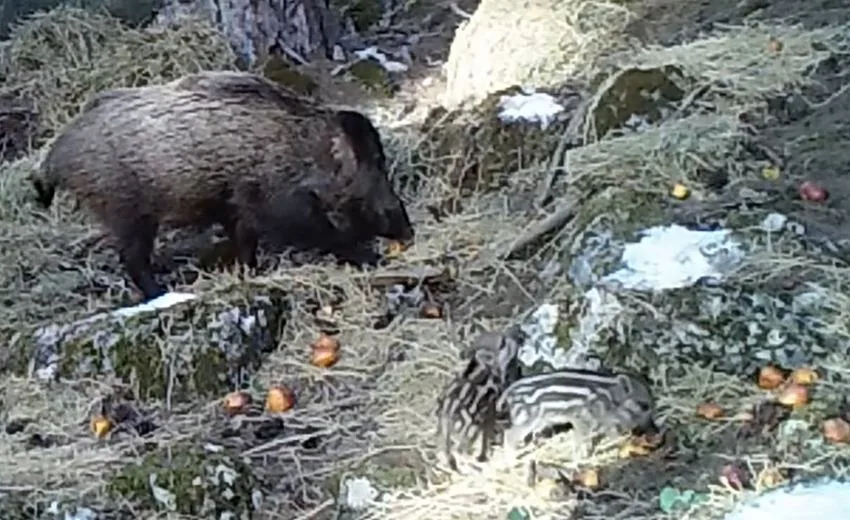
534,97,590,208
448,2,473,19
357,265,452,288
500,197,579,260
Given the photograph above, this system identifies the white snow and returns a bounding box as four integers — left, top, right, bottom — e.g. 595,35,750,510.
516,303,568,369
724,479,850,520
353,46,409,73
602,224,743,291
761,212,788,232
111,292,197,318
343,476,379,510
521,225,746,369
497,91,564,130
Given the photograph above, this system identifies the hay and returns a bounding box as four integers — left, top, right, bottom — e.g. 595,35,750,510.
618,22,848,107
0,5,236,146
442,0,639,108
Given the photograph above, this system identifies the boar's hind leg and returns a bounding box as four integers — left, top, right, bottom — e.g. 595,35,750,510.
113,216,165,301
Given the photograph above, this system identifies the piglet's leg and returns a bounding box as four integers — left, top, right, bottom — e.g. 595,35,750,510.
114,216,164,302
501,425,528,462
437,415,459,472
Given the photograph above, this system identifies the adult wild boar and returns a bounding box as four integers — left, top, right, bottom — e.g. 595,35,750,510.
31,71,415,301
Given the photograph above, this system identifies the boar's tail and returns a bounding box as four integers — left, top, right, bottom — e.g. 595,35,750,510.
31,176,56,209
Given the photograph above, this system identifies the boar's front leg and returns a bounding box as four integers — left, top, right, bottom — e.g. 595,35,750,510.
220,211,259,275
113,215,165,302
330,241,382,267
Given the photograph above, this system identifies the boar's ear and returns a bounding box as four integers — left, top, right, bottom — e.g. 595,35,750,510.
330,133,357,171
334,110,387,167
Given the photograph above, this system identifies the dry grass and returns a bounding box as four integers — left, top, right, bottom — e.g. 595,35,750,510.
1,2,850,519
441,0,639,108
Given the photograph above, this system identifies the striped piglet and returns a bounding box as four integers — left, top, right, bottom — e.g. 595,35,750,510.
496,368,656,450
435,327,524,469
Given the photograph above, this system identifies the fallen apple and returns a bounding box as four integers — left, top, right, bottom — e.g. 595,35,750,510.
776,382,809,408
265,385,295,414
223,391,252,416
799,181,828,202
822,417,850,444
757,365,786,390
790,367,818,386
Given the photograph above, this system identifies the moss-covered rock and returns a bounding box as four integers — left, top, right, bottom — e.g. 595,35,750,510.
347,60,397,97
414,84,587,204
260,54,319,96
107,441,261,517
18,284,290,401
588,65,687,141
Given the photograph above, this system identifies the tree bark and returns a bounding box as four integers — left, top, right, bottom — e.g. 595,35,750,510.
155,0,340,67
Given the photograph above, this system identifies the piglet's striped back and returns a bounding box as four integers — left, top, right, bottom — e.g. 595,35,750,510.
497,368,655,448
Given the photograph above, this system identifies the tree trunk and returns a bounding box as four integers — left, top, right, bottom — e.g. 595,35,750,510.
155,0,341,67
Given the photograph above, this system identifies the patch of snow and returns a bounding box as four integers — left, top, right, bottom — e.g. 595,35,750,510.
149,474,177,511
761,212,788,232
111,292,197,318
46,502,98,520
342,476,379,510
385,283,424,315
497,91,564,130
353,46,409,73
568,287,622,368
602,225,743,291
724,478,850,520
517,303,570,369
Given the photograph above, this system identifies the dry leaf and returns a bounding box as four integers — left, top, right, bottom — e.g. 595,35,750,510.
696,402,725,420
670,183,690,200
312,333,340,353
756,467,787,489
90,416,113,438
618,434,660,458
574,468,599,489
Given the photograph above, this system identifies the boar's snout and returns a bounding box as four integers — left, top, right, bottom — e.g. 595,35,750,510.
335,109,415,243
368,175,414,243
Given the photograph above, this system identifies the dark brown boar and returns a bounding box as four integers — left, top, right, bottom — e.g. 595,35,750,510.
31,71,414,301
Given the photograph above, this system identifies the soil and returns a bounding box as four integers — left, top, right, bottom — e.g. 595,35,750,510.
642,0,850,253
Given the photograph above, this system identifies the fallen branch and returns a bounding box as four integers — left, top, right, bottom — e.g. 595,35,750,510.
360,266,452,288
501,196,578,260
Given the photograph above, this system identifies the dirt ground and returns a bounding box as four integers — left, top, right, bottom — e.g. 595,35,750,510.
2,0,850,519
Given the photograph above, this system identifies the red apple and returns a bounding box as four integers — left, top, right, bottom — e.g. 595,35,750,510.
799,181,828,202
